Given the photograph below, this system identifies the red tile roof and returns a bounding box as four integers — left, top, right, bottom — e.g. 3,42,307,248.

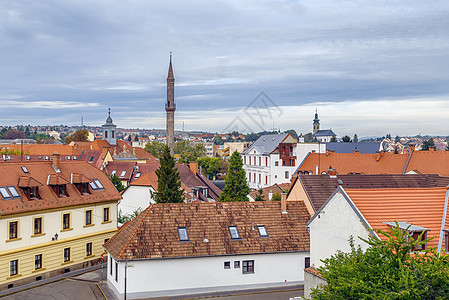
0,161,121,215
294,174,449,212
345,187,449,249
104,201,310,260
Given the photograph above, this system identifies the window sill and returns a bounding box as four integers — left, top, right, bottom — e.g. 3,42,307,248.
84,255,95,259
6,274,22,280
83,224,95,228
32,268,46,273
60,228,73,232
6,237,22,243
101,220,112,224
242,272,255,275
61,260,74,265
31,233,46,238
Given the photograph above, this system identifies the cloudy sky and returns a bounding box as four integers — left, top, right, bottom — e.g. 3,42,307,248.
1,1,448,138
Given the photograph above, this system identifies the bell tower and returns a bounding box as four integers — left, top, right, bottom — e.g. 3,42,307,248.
102,108,117,145
313,109,320,134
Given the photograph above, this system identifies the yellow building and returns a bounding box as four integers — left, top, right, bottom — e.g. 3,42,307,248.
0,154,121,290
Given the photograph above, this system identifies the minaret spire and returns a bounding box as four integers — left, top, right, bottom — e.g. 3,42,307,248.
166,53,176,155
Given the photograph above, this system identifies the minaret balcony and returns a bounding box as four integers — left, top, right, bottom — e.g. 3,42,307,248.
165,103,176,111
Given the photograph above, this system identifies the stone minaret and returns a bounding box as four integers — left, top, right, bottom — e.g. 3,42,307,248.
313,109,320,134
166,53,176,155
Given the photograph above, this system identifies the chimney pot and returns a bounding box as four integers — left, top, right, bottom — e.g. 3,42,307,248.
189,161,199,175
281,192,287,214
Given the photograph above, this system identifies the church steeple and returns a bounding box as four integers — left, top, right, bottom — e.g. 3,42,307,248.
166,52,176,155
102,108,117,145
313,109,320,134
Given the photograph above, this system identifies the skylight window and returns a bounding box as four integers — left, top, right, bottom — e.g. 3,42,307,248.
177,227,189,241
7,186,20,198
120,171,126,177
135,172,141,179
89,182,98,190
0,187,11,199
257,225,269,238
229,226,241,239
111,170,116,176
88,156,95,163
21,166,29,173
93,179,104,189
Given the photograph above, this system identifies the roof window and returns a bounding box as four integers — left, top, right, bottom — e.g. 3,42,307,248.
0,187,11,199
21,166,29,173
177,226,189,241
229,226,241,239
88,156,95,163
93,179,104,189
72,156,77,160
111,170,116,176
120,171,126,177
66,156,71,160
89,182,98,190
257,225,269,238
135,172,141,179
7,186,20,198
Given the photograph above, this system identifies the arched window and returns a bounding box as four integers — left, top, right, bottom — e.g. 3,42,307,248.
112,131,115,138
105,131,108,138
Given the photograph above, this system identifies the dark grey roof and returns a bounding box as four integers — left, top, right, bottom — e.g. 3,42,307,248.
325,142,382,154
313,129,336,137
242,133,288,155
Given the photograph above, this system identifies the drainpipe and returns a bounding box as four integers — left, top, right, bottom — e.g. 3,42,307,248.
437,188,449,256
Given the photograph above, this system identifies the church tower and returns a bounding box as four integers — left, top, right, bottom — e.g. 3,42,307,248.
313,109,320,134
102,108,117,145
166,53,176,155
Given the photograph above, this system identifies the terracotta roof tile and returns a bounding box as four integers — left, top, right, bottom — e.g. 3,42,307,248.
345,187,449,249
297,174,449,212
105,201,310,260
0,161,121,215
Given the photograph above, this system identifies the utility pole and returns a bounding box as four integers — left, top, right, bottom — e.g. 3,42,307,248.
124,261,134,300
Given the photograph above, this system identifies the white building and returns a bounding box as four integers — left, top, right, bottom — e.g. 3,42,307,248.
104,200,310,299
304,186,449,298
242,134,325,190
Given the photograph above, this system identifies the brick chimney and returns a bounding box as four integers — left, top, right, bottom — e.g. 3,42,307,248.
328,166,337,176
52,152,61,172
429,146,435,152
409,144,415,152
189,161,199,175
281,192,287,214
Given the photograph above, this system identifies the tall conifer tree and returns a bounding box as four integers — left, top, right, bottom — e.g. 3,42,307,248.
220,151,250,202
154,145,184,203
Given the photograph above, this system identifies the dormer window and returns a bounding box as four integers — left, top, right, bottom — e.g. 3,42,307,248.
229,226,241,239
177,226,189,242
29,186,39,199
53,184,68,197
257,225,269,238
75,182,90,195
383,221,429,252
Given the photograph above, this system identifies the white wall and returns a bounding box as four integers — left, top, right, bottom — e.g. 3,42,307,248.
108,252,309,297
119,186,155,216
308,192,370,268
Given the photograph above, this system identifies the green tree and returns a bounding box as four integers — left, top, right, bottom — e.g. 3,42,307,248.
198,157,221,178
2,129,26,139
118,208,142,224
254,189,265,201
134,135,139,141
353,134,358,143
213,135,224,145
64,129,89,144
220,151,250,202
341,135,352,143
310,223,449,300
127,135,132,142
153,145,184,203
271,193,281,201
109,174,125,192
330,136,337,142
421,138,435,151
144,141,166,159
175,140,206,163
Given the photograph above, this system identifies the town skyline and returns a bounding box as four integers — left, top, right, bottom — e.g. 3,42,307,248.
1,1,448,137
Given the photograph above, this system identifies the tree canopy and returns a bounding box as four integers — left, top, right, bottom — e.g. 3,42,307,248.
341,135,352,143
153,145,184,203
310,224,449,300
421,138,435,151
175,140,206,163
64,129,89,144
144,141,166,159
220,151,250,202
108,173,125,192
2,129,26,139
197,157,221,178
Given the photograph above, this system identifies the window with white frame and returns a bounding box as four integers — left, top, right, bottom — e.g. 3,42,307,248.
242,260,254,274
228,226,240,239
